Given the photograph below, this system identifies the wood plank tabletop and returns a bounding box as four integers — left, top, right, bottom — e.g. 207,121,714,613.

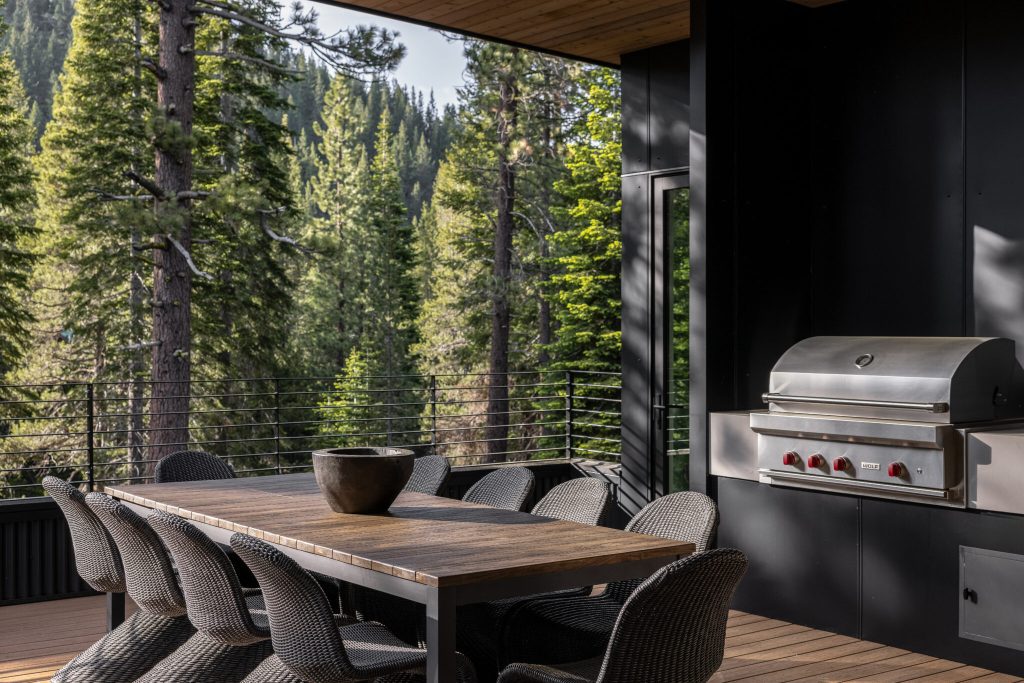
104,473,694,588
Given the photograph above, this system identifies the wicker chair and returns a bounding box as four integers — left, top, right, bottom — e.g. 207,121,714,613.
530,478,613,526
141,511,279,682
42,477,125,594
497,491,719,669
404,455,451,495
497,548,748,683
456,478,614,680
154,449,236,483
230,533,477,683
51,493,195,683
462,466,535,511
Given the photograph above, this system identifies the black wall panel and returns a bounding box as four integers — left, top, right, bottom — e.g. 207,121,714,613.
619,42,689,512
965,0,1024,365
693,0,1024,674
808,0,966,338
648,42,689,172
620,175,653,513
621,51,650,175
717,478,861,635
861,502,1024,676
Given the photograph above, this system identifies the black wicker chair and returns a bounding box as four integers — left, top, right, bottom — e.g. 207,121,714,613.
456,478,613,680
462,466,535,511
496,491,719,670
51,493,195,683
404,454,451,495
497,548,747,683
530,478,613,526
230,533,477,683
141,511,281,682
42,477,126,595
154,449,236,483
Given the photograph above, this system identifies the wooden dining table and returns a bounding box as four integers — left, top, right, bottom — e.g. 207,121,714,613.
104,472,694,682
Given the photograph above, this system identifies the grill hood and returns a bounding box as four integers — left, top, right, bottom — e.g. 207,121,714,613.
764,336,1024,424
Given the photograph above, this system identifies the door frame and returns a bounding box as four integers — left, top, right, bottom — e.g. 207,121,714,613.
650,171,690,499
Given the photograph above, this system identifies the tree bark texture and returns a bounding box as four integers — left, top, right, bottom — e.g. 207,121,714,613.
485,62,517,463
149,0,196,464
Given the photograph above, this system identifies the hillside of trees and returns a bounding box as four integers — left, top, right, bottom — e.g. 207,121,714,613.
0,0,629,489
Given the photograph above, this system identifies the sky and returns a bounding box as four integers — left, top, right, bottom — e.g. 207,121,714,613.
300,2,469,108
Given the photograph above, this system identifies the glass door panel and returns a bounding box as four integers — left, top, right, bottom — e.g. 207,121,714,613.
652,174,690,495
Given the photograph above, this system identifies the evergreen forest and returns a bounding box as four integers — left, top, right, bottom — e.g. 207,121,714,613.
0,0,649,492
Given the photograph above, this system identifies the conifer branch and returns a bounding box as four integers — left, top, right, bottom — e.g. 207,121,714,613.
193,50,302,75
125,171,167,199
259,211,312,255
91,189,156,202
122,172,212,202
116,340,162,351
140,57,167,80
190,1,401,75
166,235,214,280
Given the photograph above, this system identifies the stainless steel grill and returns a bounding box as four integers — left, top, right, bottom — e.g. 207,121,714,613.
753,336,1024,506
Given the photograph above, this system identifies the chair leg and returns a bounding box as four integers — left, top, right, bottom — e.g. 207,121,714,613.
106,592,126,632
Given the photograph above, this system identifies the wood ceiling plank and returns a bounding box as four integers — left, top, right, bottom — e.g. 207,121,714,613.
543,9,688,49
498,0,683,44
318,0,691,64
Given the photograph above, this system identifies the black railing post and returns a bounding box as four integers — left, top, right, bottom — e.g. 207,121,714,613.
429,374,438,455
86,383,95,492
565,371,574,460
274,378,282,475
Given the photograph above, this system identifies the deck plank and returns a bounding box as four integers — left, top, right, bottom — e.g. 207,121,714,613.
0,597,1020,683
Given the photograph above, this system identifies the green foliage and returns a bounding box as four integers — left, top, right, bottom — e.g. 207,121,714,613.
0,34,36,376
548,67,623,372
316,347,388,447
0,0,73,142
415,42,577,377
24,0,155,386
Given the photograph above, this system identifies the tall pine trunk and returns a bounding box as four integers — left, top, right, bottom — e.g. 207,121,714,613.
485,65,517,463
149,0,196,465
129,12,145,481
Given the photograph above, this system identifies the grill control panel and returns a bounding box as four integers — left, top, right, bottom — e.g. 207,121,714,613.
758,434,953,490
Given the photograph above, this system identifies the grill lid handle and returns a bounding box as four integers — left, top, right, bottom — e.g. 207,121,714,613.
761,393,950,414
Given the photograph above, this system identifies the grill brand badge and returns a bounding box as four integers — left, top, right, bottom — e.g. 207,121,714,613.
861,462,881,470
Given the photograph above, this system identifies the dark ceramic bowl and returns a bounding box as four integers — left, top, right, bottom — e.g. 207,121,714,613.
312,447,415,514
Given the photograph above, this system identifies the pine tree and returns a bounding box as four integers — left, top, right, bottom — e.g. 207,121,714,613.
317,347,386,447
0,0,74,142
291,74,369,377
417,41,573,461
0,27,36,377
361,106,419,395
28,0,153,390
548,67,622,372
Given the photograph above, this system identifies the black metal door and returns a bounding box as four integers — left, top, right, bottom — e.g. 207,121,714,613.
651,173,690,497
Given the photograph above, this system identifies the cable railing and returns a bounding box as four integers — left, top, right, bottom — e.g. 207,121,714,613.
0,370,660,499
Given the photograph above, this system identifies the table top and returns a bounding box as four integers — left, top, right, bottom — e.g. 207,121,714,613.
104,473,694,588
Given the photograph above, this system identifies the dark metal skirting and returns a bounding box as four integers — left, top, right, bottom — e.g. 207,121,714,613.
0,498,94,606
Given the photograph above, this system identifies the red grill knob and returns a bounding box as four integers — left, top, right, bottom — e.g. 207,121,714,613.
808,454,825,468
782,451,799,466
833,457,849,471
888,462,904,478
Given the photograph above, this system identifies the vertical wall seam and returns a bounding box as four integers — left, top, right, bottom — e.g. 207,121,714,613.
961,0,969,337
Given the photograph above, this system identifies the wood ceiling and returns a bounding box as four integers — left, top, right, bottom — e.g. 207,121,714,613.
319,0,690,66
318,0,843,66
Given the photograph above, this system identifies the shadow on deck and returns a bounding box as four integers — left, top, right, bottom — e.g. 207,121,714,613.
1,596,1019,683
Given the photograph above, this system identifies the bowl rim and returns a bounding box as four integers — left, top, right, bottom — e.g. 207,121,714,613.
312,447,415,459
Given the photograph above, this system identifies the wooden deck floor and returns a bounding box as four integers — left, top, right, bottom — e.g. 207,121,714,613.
0,596,1019,683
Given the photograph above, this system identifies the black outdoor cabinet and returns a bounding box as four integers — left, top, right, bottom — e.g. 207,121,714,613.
673,0,1024,675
